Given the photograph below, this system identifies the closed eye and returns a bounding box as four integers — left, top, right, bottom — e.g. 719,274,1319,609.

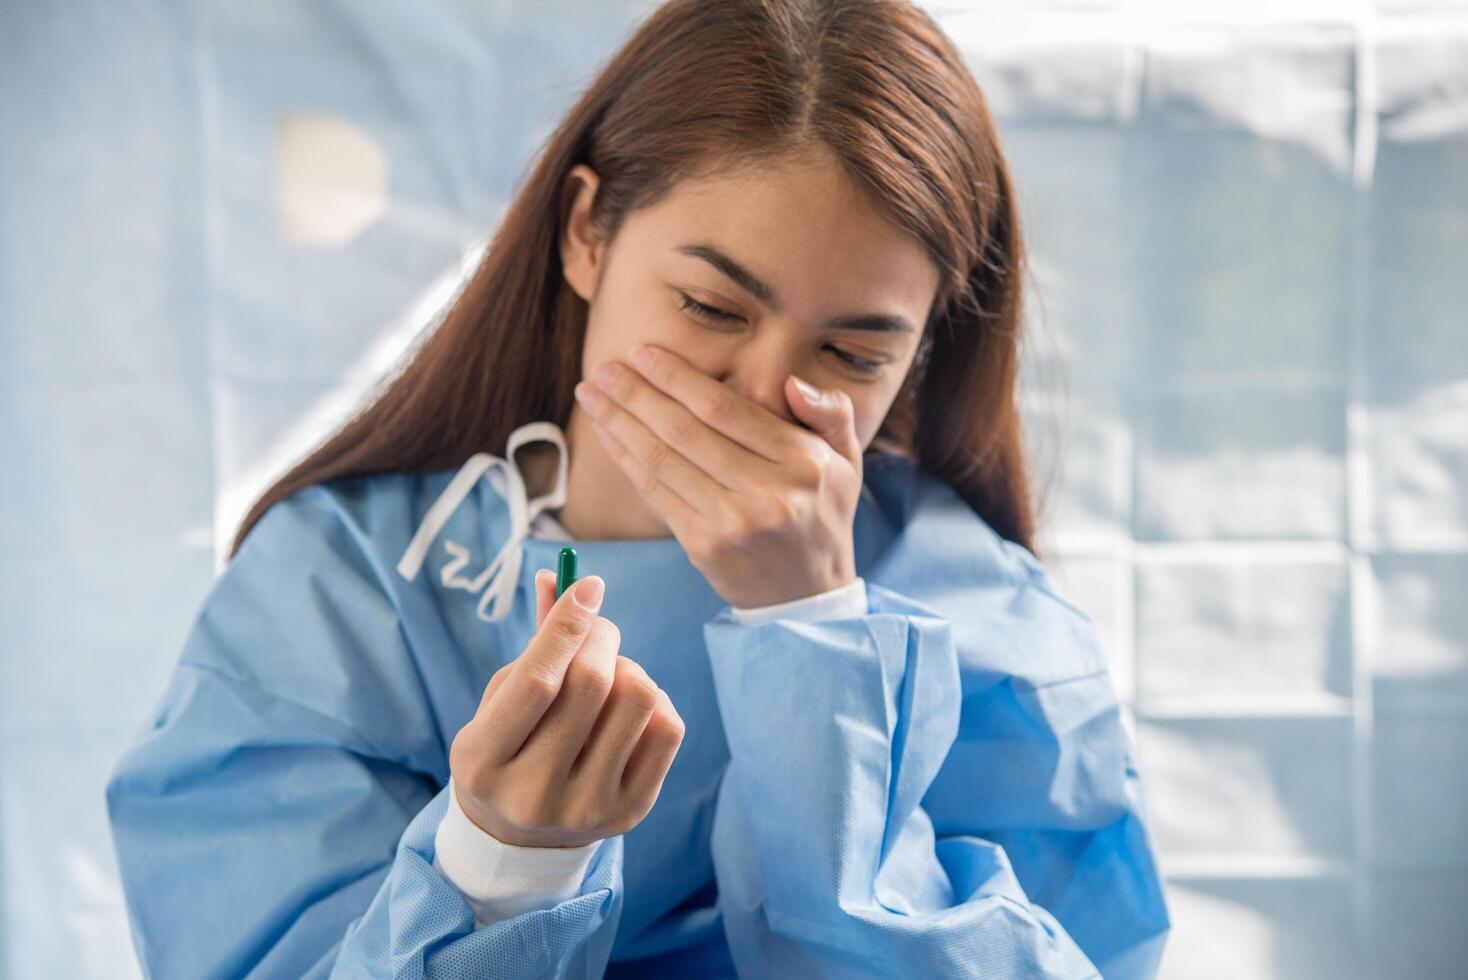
676,291,887,378
677,293,739,323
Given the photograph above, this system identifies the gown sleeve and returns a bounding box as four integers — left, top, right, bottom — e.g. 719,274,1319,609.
104,484,624,979
700,549,1171,979
425,561,870,933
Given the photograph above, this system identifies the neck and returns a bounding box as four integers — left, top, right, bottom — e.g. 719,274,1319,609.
521,407,671,542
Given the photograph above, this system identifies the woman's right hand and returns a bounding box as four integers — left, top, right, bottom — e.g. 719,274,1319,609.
448,570,686,848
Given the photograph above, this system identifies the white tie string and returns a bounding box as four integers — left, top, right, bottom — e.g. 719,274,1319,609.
396,421,569,622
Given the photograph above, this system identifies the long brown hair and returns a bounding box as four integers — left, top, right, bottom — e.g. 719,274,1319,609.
229,0,1047,561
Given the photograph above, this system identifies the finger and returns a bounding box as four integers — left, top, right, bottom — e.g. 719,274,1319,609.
571,656,660,785
582,357,779,500
476,570,555,717
628,344,796,466
589,419,705,544
481,576,605,760
477,661,512,714
620,689,685,803
520,616,620,778
535,568,556,631
785,376,864,471
581,376,732,514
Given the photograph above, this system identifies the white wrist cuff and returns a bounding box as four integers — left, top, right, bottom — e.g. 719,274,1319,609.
433,777,601,927
728,577,868,625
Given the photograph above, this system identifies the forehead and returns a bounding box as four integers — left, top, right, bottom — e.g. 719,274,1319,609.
628,149,940,320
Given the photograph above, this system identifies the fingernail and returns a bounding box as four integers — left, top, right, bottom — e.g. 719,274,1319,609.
573,576,604,610
792,375,822,403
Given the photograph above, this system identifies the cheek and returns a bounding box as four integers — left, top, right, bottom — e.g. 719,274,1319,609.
579,284,668,377
588,306,720,379
847,381,905,446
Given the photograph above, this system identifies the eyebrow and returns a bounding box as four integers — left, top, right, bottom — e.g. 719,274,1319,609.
674,243,916,334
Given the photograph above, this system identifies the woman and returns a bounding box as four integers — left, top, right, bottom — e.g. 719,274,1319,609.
106,0,1170,976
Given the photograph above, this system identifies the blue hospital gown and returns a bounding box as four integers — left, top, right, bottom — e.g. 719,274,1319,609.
105,426,1171,978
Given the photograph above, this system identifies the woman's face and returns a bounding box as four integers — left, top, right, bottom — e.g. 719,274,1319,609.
559,146,941,452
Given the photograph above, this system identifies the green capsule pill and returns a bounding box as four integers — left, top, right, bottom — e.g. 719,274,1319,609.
555,546,579,599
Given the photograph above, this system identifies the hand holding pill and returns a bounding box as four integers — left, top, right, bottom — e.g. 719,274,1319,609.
447,566,685,848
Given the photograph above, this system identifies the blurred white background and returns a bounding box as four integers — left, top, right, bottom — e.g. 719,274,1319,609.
2,1,1465,977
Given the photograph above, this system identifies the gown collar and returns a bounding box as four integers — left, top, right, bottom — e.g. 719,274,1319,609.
395,419,915,625
395,420,690,623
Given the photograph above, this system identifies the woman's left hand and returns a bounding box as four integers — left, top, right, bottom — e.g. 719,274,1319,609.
574,343,861,609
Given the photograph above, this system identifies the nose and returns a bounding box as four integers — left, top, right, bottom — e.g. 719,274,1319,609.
713,337,802,427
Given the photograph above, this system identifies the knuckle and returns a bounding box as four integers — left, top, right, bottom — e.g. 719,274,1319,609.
564,655,614,699
723,503,757,541
560,800,602,834
451,751,494,799
668,410,700,447
602,812,635,838
589,616,621,650
689,531,731,563
691,533,724,564
644,435,672,471
616,781,663,830
635,467,662,498
645,354,673,387
681,532,714,566
612,671,661,713
613,653,647,679
519,666,562,702
705,390,737,423
553,610,593,640
650,700,686,742
791,445,827,487
448,733,474,777
762,490,800,526
606,369,632,402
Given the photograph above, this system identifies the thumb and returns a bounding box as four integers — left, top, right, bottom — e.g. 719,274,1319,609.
520,573,605,683
787,374,861,466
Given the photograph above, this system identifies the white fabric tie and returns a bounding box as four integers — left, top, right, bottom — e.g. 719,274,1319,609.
396,421,569,622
